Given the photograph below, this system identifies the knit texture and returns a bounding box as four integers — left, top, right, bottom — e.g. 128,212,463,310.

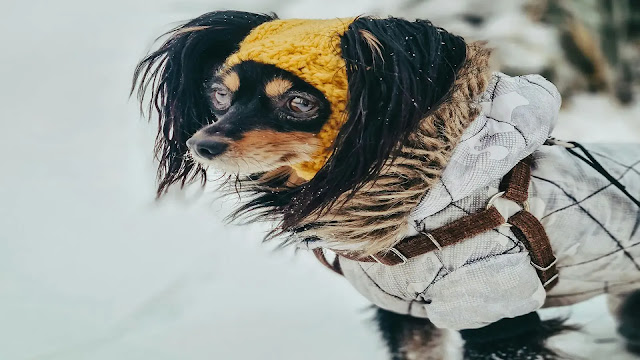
225,18,355,179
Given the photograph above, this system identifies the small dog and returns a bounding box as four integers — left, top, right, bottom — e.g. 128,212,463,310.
133,11,640,360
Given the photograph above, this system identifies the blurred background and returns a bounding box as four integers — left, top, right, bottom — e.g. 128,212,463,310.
1,0,638,359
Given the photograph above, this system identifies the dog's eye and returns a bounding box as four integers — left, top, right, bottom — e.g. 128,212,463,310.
288,96,316,113
211,86,232,110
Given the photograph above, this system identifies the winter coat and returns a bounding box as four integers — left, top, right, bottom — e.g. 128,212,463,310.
336,73,640,330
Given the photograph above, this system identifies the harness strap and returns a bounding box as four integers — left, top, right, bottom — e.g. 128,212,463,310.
314,158,560,289
337,160,531,265
500,156,532,203
342,206,506,266
508,211,559,288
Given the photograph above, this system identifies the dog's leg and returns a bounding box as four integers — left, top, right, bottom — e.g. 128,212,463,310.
609,290,640,355
460,312,575,360
374,308,461,360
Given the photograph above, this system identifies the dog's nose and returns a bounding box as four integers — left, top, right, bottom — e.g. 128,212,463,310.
186,137,228,159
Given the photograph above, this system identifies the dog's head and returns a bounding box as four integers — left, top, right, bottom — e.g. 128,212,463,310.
133,11,466,224
187,60,332,175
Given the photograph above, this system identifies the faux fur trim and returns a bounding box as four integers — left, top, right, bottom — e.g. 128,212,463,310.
292,42,492,255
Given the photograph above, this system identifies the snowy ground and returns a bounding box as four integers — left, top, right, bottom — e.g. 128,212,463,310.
1,1,639,359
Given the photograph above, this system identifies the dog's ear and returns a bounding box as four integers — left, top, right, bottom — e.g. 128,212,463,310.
332,17,467,186
282,17,467,225
132,11,276,197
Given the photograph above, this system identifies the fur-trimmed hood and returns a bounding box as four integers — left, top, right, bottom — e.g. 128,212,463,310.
291,42,494,254
297,69,561,253
407,72,561,233
330,71,640,330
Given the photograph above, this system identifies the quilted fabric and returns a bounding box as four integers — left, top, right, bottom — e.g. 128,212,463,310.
337,73,640,330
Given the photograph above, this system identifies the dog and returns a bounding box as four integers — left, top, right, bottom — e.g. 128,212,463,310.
133,11,640,359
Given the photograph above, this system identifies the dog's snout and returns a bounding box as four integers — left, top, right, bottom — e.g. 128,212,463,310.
187,137,228,160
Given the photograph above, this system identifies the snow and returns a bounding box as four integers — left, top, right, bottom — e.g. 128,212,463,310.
0,1,638,359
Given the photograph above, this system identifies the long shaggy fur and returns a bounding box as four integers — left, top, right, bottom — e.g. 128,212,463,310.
132,13,490,254
228,23,490,255
132,11,276,197
226,17,467,222
374,308,458,360
288,43,491,254
278,17,468,227
133,12,587,360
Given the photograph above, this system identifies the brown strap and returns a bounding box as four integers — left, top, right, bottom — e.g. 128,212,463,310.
339,160,532,265
313,248,343,276
508,211,559,289
338,206,506,265
314,158,559,289
500,156,532,203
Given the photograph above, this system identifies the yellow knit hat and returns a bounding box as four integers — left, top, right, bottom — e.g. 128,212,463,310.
225,18,356,180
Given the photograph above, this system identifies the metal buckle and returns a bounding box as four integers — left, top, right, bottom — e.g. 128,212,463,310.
486,191,530,227
370,247,408,266
425,233,443,251
542,274,559,287
369,254,384,264
530,257,558,272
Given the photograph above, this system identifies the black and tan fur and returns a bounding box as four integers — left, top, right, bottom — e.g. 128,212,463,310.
132,11,637,360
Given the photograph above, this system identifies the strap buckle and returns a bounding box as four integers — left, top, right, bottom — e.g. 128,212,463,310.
424,232,443,251
486,191,530,227
542,274,559,287
370,247,408,266
530,257,558,272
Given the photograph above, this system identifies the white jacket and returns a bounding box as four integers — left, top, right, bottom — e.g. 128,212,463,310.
336,73,640,330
